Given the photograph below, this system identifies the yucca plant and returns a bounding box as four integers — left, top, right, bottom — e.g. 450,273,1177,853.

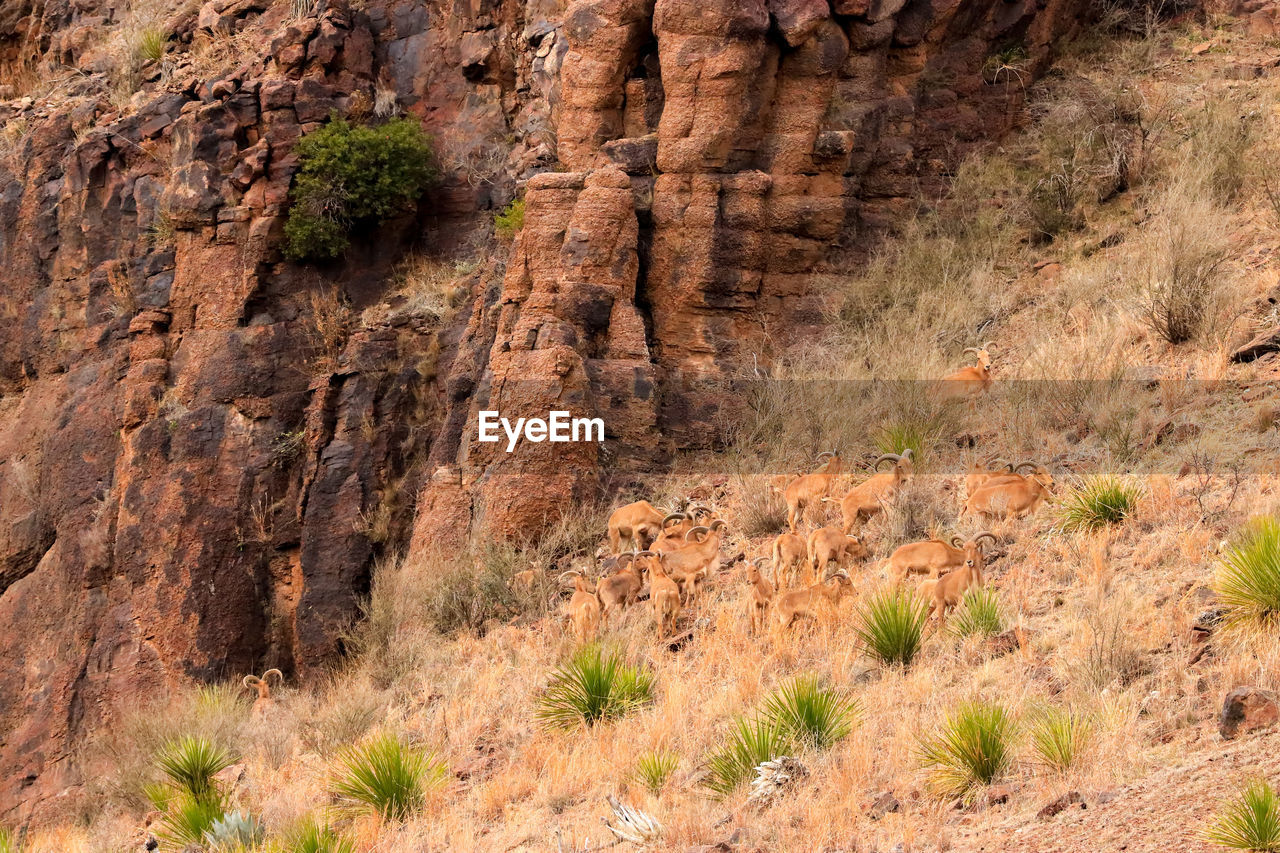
760,674,859,750
536,645,655,729
948,587,1005,639
854,587,930,667
156,736,235,803
703,716,788,797
136,27,168,63
1203,779,1280,851
287,815,357,853
874,422,940,468
330,733,446,822
1028,706,1092,773
918,701,1016,801
155,793,227,850
632,750,679,795
1057,476,1144,532
1215,517,1280,631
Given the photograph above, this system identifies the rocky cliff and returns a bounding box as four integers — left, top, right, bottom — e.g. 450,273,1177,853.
0,0,1082,819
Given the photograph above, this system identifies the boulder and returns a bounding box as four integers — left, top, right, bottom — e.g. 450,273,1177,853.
1220,687,1279,739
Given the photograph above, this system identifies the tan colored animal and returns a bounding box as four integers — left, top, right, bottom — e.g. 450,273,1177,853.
512,569,541,589
963,455,1012,498
658,519,727,601
824,450,914,533
595,553,646,621
917,534,994,623
887,532,998,585
638,551,681,639
963,466,1054,520
771,532,808,585
773,570,853,631
243,669,283,716
606,500,668,553
781,451,842,533
745,557,776,635
976,461,1053,490
560,571,602,642
940,342,995,399
806,525,868,581
651,507,714,553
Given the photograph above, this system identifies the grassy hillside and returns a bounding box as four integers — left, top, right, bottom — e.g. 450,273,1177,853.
8,9,1280,853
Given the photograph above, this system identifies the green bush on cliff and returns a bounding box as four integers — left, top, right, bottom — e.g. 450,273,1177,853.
284,116,437,262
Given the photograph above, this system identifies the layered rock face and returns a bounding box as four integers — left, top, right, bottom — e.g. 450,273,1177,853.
0,0,1081,819
413,0,1083,540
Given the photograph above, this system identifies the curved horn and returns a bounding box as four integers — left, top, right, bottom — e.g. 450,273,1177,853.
901,448,914,460
963,347,979,356
950,536,965,548
242,675,261,688
685,526,710,541
983,341,996,351
815,451,835,462
709,519,726,532
1013,461,1039,473
615,553,635,566
689,505,713,518
661,512,687,526
973,531,999,546
556,570,583,583
634,550,656,557
752,556,769,566
262,668,283,684
874,453,900,469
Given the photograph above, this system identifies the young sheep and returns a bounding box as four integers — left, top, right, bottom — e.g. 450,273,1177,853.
806,525,868,582
781,451,842,533
560,571,602,642
887,532,998,585
606,500,668,554
657,519,727,601
770,531,808,586
243,669,283,716
595,553,645,622
940,342,995,399
963,466,1054,520
637,551,681,639
745,557,776,635
824,449,914,533
917,534,994,624
773,570,853,632
963,455,1012,499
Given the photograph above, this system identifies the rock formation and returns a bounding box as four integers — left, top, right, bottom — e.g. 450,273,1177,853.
0,0,1082,819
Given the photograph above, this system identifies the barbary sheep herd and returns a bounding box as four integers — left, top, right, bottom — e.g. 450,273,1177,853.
556,347,1052,643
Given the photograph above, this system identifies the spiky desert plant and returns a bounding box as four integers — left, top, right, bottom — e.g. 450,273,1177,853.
874,421,941,469
703,717,788,797
1215,517,1280,631
632,750,679,795
918,701,1017,800
330,733,446,822
1028,706,1093,773
1203,779,1280,851
948,587,1005,639
287,815,357,853
536,644,655,730
156,736,234,803
136,27,167,63
156,794,227,850
760,674,859,750
1058,476,1144,532
854,587,929,667
203,810,262,848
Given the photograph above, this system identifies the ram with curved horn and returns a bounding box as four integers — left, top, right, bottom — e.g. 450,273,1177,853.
918,532,998,624
659,519,728,600
596,552,646,622
964,455,1013,499
606,500,669,553
886,531,999,585
963,464,1054,520
823,449,914,534
780,450,843,534
940,342,996,400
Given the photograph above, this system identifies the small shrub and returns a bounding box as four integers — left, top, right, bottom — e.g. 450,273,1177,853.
918,701,1017,801
156,736,235,803
156,794,227,850
874,422,941,469
703,716,788,797
1029,706,1092,774
1203,779,1280,852
760,674,859,751
536,645,655,730
136,27,168,63
493,198,525,241
284,116,437,261
734,473,789,538
1058,476,1144,532
287,815,357,853
948,587,1005,639
1215,517,1280,631
330,733,446,822
632,750,679,795
854,587,929,667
